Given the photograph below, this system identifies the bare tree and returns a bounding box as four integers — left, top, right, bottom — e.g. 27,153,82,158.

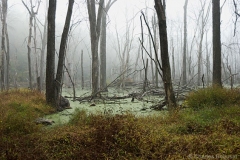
100,0,117,91
154,0,176,109
39,14,47,91
197,0,210,86
152,14,159,87
212,0,222,86
182,0,188,85
205,31,210,85
87,0,104,96
114,20,134,89
81,50,84,89
22,0,41,89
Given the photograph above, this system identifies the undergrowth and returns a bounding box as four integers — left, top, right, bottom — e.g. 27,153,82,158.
185,87,240,109
0,87,240,159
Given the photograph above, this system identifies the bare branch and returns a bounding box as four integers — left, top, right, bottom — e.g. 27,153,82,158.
22,0,31,15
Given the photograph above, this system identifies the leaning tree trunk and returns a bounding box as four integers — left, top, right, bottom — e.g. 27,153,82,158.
154,0,176,109
55,0,74,109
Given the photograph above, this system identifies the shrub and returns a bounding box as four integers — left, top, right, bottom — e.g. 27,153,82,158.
0,89,54,135
186,87,240,109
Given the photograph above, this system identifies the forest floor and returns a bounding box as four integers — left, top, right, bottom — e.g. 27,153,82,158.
0,87,240,159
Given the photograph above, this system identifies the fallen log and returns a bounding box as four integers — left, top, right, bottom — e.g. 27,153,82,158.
35,118,55,125
150,101,167,110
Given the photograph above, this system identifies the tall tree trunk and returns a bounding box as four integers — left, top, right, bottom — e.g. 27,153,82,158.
27,15,33,89
212,0,222,86
152,14,159,88
40,17,47,91
55,0,74,109
171,38,175,80
143,59,148,92
1,21,5,91
99,0,117,91
33,16,38,89
1,0,7,91
182,0,188,85
81,50,84,89
154,0,176,109
5,22,9,90
46,0,56,106
197,33,204,86
87,0,104,96
148,35,154,83
205,32,210,85
100,2,107,91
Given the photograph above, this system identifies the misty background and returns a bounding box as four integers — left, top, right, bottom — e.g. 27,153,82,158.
3,0,239,88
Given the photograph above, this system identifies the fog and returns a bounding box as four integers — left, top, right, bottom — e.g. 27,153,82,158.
3,0,240,87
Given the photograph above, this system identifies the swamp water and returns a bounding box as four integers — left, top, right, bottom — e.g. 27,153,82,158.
45,88,167,125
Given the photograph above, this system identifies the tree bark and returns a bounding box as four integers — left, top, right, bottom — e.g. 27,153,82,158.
154,0,176,109
46,0,56,106
212,0,222,87
55,0,74,109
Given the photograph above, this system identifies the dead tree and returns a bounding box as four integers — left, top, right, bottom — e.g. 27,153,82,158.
100,0,117,91
81,50,84,89
152,14,159,87
22,0,41,90
182,0,188,85
114,20,134,89
87,0,104,96
39,15,47,91
197,0,210,86
154,0,177,109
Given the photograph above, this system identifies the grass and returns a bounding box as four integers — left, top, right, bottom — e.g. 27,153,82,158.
0,88,240,159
